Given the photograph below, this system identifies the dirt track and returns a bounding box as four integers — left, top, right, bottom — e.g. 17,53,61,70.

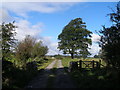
25,60,76,88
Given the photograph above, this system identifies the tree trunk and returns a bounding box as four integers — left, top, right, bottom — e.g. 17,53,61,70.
71,53,74,59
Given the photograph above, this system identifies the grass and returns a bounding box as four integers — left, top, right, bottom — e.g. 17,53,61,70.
61,57,119,88
69,68,120,88
62,57,78,68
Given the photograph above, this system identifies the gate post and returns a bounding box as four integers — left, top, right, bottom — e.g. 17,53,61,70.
98,60,101,68
79,60,82,70
96,62,100,69
92,60,95,68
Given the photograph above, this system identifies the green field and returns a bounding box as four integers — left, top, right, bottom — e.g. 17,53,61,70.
62,57,106,68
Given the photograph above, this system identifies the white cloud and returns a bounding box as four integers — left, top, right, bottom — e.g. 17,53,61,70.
38,37,62,55
89,43,101,57
91,33,101,43
14,19,43,41
0,8,14,23
2,2,76,17
47,42,60,55
88,33,101,56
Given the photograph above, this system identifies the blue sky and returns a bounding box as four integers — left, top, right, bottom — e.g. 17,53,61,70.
14,2,116,42
1,2,118,56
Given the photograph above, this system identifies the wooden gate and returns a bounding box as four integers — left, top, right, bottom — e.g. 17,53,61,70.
78,60,101,69
69,60,102,71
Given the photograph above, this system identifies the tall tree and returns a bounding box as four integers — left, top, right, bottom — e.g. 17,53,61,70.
1,21,17,61
99,2,120,69
1,22,17,85
58,18,92,59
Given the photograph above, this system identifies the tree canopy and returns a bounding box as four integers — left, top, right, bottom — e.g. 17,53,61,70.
58,18,92,59
1,21,17,61
16,35,48,65
99,2,120,70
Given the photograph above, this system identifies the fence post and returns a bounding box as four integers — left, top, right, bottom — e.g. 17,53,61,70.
79,60,82,70
96,62,100,69
99,60,101,68
92,60,94,68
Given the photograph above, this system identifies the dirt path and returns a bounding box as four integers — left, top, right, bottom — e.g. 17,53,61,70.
53,60,76,88
46,60,57,70
25,59,76,88
25,60,57,88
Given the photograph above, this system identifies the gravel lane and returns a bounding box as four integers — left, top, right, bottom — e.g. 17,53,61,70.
25,60,57,88
53,60,76,88
46,60,57,70
25,60,76,88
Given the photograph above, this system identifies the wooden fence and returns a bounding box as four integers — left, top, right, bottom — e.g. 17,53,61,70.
69,60,103,71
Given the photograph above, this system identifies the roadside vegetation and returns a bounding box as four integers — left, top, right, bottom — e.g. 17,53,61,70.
1,22,55,88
